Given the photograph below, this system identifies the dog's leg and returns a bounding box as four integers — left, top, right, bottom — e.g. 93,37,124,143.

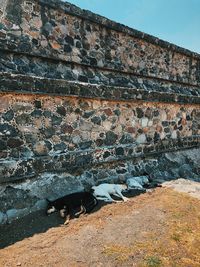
84,198,98,213
112,193,124,202
82,205,86,214
74,205,84,217
96,194,118,202
60,209,66,218
104,193,118,202
64,214,71,225
60,205,67,218
79,205,87,216
75,205,86,217
93,196,111,202
115,190,130,202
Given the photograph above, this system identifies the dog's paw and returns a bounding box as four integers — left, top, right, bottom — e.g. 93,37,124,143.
146,189,154,194
64,219,70,225
60,209,66,218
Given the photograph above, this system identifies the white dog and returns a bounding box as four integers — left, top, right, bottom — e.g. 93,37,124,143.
126,176,149,190
92,183,129,202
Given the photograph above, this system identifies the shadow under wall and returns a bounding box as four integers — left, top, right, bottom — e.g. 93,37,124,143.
0,189,144,249
1,174,200,249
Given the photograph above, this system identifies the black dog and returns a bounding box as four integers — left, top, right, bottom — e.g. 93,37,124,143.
46,192,98,224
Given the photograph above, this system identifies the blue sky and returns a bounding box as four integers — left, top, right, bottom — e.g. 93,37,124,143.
65,0,200,54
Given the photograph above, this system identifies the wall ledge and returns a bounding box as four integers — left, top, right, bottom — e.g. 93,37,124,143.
38,0,200,60
1,135,200,184
1,73,200,105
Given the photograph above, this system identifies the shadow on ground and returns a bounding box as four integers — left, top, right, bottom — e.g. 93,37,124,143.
0,189,144,249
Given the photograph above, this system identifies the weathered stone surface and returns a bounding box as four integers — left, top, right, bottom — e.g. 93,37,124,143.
178,164,194,178
33,141,49,156
91,116,101,125
0,0,200,224
141,118,148,128
120,134,134,144
104,131,118,146
1,73,200,105
61,124,73,134
0,94,199,178
136,134,147,144
13,173,84,200
2,109,14,121
79,141,93,150
0,147,200,223
0,123,18,136
0,140,7,151
7,138,23,148
0,0,200,102
79,121,93,131
16,114,31,125
1,0,200,87
54,142,66,152
51,115,62,126
34,100,42,109
56,106,66,116
0,212,7,224
0,187,38,212
43,127,55,138
115,147,124,156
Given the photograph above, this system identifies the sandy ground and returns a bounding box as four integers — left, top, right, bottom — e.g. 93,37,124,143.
1,179,200,267
163,178,200,199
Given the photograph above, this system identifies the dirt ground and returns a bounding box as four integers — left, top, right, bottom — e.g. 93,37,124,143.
1,179,200,267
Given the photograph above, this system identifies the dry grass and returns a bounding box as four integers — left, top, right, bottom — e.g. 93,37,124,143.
103,190,200,267
1,188,200,267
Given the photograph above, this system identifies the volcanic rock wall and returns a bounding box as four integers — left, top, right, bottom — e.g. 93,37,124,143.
0,0,200,223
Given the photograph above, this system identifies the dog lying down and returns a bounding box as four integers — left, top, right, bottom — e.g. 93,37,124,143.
126,176,150,190
46,192,98,225
92,183,129,202
126,176,163,191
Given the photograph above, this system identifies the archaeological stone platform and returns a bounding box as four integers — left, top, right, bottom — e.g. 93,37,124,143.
0,0,200,223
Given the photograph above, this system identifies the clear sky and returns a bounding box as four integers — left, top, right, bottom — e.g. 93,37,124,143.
64,0,200,54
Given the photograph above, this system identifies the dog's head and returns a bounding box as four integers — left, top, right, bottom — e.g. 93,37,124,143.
121,184,128,191
46,199,57,215
140,176,149,185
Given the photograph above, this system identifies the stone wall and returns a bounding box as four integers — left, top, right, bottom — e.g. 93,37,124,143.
0,91,200,183
0,0,200,223
1,0,200,85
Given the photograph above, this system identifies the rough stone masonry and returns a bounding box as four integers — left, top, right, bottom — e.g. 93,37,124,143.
0,0,200,224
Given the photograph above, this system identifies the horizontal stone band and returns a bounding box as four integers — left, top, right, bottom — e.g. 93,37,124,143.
1,73,200,104
1,135,200,184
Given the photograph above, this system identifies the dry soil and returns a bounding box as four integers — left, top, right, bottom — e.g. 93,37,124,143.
1,179,200,267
